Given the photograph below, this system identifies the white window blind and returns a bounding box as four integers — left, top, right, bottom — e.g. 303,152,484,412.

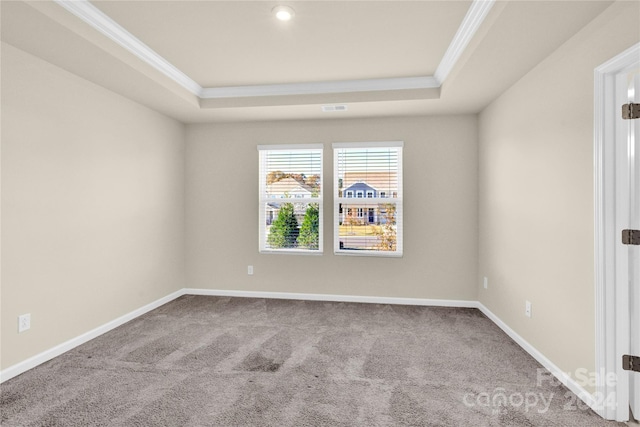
333,142,403,257
258,145,323,254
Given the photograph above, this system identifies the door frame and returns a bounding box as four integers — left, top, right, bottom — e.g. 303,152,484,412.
594,42,640,422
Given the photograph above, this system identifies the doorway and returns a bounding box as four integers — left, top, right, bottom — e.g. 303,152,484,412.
594,42,640,422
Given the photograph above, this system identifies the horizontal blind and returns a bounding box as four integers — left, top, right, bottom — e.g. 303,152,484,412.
334,143,403,256
258,146,323,253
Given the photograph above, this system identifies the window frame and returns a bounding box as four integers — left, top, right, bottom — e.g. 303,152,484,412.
333,141,403,257
258,144,323,255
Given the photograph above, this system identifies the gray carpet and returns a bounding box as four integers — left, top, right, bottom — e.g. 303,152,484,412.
0,295,624,426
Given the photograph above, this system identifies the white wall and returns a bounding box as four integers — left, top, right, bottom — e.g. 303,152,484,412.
478,0,640,393
186,116,478,301
1,43,186,369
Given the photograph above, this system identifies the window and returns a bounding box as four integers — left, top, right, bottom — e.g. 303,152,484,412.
346,190,354,198
334,142,403,256
258,144,323,253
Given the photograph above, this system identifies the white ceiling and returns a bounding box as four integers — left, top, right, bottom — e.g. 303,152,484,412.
92,1,472,87
1,0,614,123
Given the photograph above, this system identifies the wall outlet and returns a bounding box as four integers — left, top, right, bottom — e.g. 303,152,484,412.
483,277,488,289
247,265,254,275
18,313,31,333
525,301,532,318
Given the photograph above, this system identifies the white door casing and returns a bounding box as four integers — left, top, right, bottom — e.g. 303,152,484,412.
594,42,640,422
627,68,640,420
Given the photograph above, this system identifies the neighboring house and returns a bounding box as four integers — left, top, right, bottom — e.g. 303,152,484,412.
341,172,398,199
343,182,378,199
339,180,396,225
265,177,315,225
342,181,378,224
266,177,313,199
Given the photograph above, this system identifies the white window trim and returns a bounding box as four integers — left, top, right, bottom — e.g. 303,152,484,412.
258,144,323,255
333,141,403,257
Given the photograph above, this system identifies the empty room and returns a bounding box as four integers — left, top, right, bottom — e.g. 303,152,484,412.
2,0,640,425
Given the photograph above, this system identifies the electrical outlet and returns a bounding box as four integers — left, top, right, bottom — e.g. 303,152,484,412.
525,301,532,318
18,313,31,333
247,265,254,275
483,277,488,289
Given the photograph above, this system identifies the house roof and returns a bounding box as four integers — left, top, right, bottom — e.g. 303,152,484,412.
266,177,313,196
343,172,397,191
344,182,378,193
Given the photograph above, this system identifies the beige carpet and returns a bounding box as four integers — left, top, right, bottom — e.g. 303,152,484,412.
0,295,625,426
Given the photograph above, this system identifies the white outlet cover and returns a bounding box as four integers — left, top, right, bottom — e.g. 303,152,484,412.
483,277,488,289
525,301,532,318
18,313,31,333
247,265,254,275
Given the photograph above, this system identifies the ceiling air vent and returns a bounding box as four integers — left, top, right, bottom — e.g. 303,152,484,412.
321,105,348,112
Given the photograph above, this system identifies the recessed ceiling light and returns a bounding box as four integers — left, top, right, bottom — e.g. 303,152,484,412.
272,5,295,22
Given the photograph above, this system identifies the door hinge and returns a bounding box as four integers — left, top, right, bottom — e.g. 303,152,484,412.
622,103,640,120
622,229,640,245
623,355,640,372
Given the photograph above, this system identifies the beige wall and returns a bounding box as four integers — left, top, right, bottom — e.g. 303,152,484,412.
1,43,185,369
5,0,635,389
478,0,640,392
186,116,478,301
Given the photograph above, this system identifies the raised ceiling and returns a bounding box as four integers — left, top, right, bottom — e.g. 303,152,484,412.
92,1,472,88
1,0,615,123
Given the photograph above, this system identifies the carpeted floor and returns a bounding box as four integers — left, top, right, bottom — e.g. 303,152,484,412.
0,295,625,426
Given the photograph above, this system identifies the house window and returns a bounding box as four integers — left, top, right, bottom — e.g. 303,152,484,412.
258,144,323,253
346,190,354,198
333,142,403,257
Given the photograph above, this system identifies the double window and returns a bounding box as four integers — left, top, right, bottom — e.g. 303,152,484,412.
258,142,402,257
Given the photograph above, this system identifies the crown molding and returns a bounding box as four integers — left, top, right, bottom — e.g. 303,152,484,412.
53,0,203,96
434,0,495,84
53,0,493,102
200,76,439,99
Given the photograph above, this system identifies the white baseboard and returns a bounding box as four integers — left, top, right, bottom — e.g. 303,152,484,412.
477,302,596,409
0,286,599,419
0,289,185,383
183,288,480,308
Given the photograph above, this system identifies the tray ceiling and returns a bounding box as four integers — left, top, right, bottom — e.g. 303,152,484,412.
1,0,616,122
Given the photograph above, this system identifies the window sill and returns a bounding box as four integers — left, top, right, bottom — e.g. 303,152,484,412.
260,249,323,256
334,250,403,258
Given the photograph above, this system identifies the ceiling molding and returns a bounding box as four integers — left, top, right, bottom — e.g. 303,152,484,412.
434,0,495,84
53,0,203,96
53,0,493,102
200,76,440,99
